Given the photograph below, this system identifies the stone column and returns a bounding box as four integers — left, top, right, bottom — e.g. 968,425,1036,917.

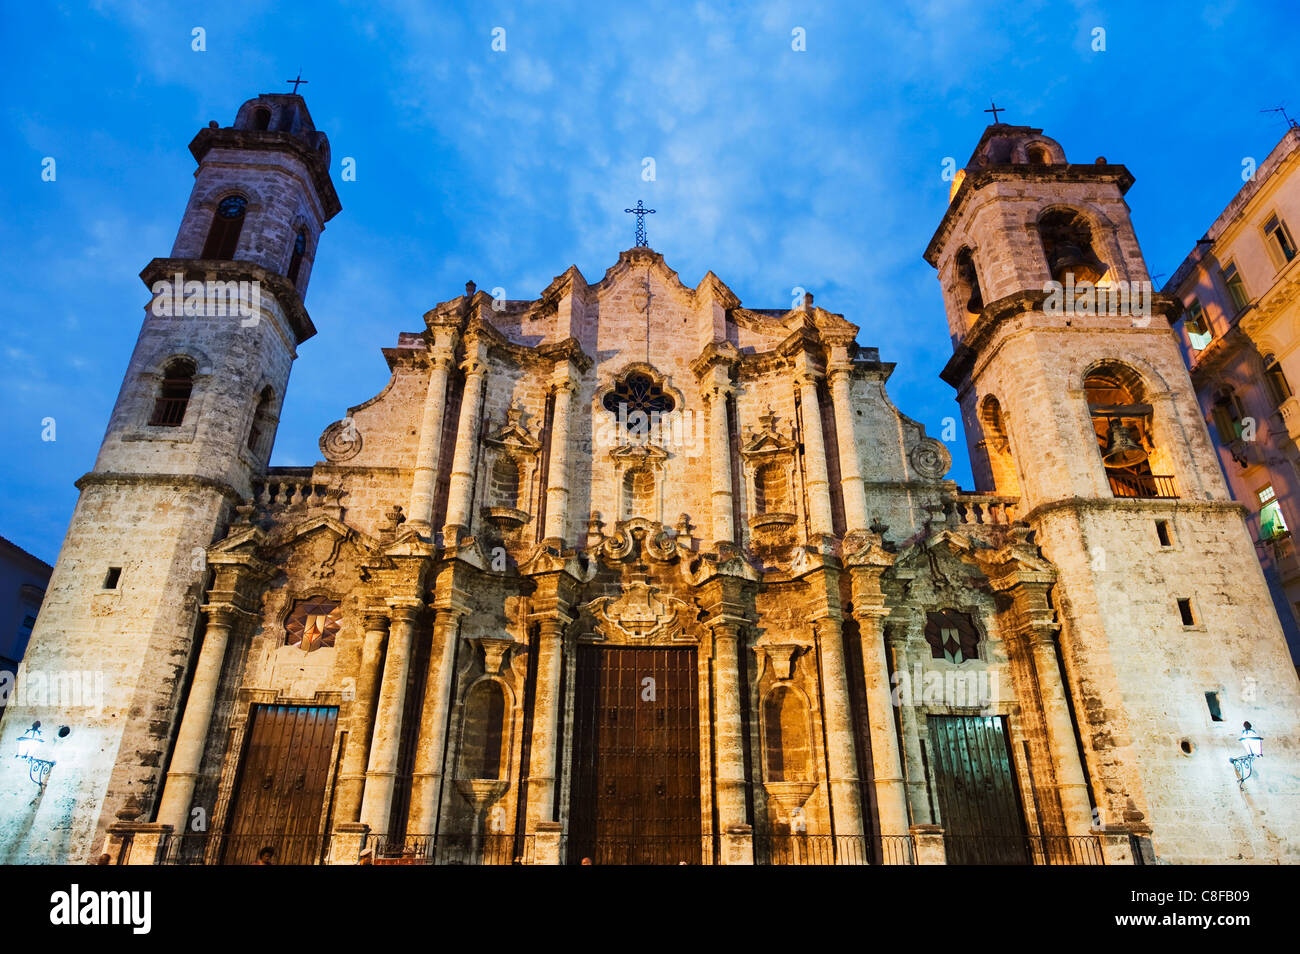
442,347,488,545
524,615,568,830
812,616,863,837
889,625,932,825
827,359,868,533
359,602,420,833
703,375,736,549
406,331,458,531
155,603,238,833
711,619,748,832
543,365,578,545
796,367,834,538
854,610,910,836
408,608,463,835
1026,627,1094,836
333,613,389,826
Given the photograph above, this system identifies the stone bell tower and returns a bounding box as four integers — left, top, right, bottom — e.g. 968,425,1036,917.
925,123,1300,863
0,92,340,863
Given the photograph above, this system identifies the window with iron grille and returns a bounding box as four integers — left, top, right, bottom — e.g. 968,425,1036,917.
149,359,196,426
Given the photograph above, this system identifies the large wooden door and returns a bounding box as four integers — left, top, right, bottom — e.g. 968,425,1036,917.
926,714,1030,864
222,704,339,865
569,646,702,864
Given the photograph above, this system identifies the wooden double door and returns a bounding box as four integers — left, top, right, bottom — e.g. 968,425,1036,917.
927,714,1031,864
222,704,338,865
568,646,703,864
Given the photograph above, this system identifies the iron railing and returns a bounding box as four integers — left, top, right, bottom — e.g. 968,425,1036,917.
160,831,333,866
147,396,189,427
368,833,535,865
753,833,915,865
944,834,1103,866
568,834,717,866
1107,471,1178,499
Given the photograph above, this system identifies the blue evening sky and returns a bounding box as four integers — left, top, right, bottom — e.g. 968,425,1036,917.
1,1,1296,564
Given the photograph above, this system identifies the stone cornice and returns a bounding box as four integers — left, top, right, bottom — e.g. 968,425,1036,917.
1021,496,1248,524
925,162,1136,266
940,289,1183,388
75,470,242,501
188,127,342,220
140,257,317,345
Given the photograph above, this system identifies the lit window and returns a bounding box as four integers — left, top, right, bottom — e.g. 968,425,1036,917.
1264,214,1297,268
1184,300,1213,350
1222,261,1249,312
1258,485,1289,540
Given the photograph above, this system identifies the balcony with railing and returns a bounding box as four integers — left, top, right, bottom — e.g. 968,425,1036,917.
1107,471,1178,499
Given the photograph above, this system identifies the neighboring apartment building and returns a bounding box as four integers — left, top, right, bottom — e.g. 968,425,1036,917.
1165,126,1300,665
0,536,53,712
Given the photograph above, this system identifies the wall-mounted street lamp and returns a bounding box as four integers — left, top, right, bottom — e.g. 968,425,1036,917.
1230,721,1263,789
15,721,56,789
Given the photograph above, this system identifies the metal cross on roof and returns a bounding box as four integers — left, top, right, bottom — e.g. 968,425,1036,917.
984,100,1005,124
286,71,309,95
624,199,656,248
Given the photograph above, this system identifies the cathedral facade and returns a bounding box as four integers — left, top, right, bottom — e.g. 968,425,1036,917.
2,93,1298,865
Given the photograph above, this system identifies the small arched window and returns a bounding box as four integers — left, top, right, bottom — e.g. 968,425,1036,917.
955,246,983,314
149,358,196,427
979,395,1021,496
1263,355,1293,408
251,106,271,131
287,229,308,284
201,195,247,261
1026,144,1051,166
247,386,274,454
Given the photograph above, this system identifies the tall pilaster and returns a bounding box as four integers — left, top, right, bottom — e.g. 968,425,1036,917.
154,603,240,833
795,356,834,539
812,615,864,837
523,614,568,830
704,374,736,548
359,601,420,833
542,362,578,546
333,613,389,825
711,618,748,832
846,553,910,835
826,343,868,534
442,341,488,546
888,622,932,825
408,607,464,834
406,324,459,532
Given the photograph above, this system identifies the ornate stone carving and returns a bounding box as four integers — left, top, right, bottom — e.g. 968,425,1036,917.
587,578,691,642
320,418,363,461
910,437,952,480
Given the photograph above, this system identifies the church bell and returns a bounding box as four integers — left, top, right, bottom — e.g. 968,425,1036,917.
1048,241,1108,284
1101,419,1148,469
